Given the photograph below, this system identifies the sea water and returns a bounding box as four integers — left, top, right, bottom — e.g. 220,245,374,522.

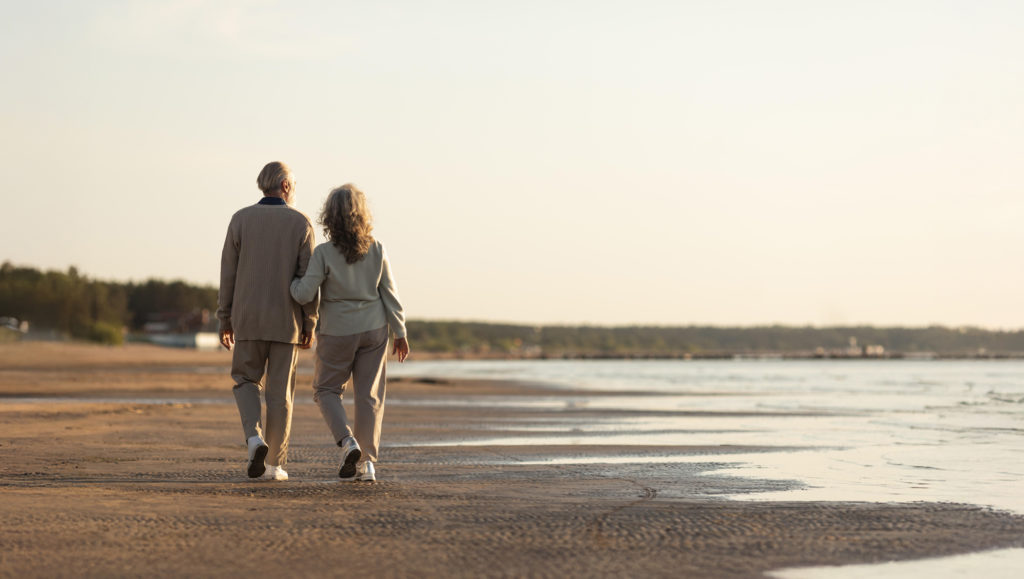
391,359,1024,576
390,359,1024,515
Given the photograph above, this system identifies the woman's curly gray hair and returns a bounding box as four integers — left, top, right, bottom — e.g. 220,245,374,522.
320,184,374,264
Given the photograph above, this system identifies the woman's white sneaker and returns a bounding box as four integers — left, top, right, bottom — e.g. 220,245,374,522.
356,461,376,482
338,436,362,480
246,435,269,479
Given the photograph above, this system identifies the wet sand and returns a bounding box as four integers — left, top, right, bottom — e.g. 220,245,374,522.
2,343,1024,578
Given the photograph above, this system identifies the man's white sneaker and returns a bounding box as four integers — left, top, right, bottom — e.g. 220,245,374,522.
338,436,362,480
265,465,289,481
247,436,269,479
356,461,376,482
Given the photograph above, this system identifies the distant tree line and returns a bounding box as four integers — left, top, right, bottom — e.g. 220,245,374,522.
4,262,1024,354
405,321,1024,357
0,262,217,345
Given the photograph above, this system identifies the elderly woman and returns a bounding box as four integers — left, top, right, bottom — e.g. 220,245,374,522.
290,184,410,482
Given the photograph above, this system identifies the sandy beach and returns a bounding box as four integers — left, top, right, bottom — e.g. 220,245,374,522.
2,343,1023,578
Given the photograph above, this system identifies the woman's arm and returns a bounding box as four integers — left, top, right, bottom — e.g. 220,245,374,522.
378,245,407,339
290,246,326,305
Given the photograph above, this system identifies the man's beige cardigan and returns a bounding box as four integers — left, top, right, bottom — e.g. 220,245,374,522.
217,200,319,343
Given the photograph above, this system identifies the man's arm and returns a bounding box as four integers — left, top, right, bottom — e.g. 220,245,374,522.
217,219,239,349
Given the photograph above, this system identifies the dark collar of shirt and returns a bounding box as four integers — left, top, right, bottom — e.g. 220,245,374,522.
258,197,287,206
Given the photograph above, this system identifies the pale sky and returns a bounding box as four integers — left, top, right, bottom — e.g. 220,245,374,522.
3,1,1023,328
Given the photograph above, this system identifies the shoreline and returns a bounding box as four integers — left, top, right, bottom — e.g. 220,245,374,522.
2,343,1024,577
9,339,1024,363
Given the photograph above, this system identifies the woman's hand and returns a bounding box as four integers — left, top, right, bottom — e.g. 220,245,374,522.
392,337,410,362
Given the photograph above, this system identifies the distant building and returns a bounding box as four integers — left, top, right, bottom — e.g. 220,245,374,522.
814,337,886,358
142,309,216,334
140,309,219,350
846,336,861,357
0,317,29,333
0,317,28,343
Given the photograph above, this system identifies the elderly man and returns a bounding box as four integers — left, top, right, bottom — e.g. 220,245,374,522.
217,161,318,481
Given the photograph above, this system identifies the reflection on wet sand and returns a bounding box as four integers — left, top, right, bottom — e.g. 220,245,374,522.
3,345,1024,577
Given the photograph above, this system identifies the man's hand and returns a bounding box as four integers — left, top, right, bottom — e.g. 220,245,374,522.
299,331,313,350
219,329,235,351
392,337,410,362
